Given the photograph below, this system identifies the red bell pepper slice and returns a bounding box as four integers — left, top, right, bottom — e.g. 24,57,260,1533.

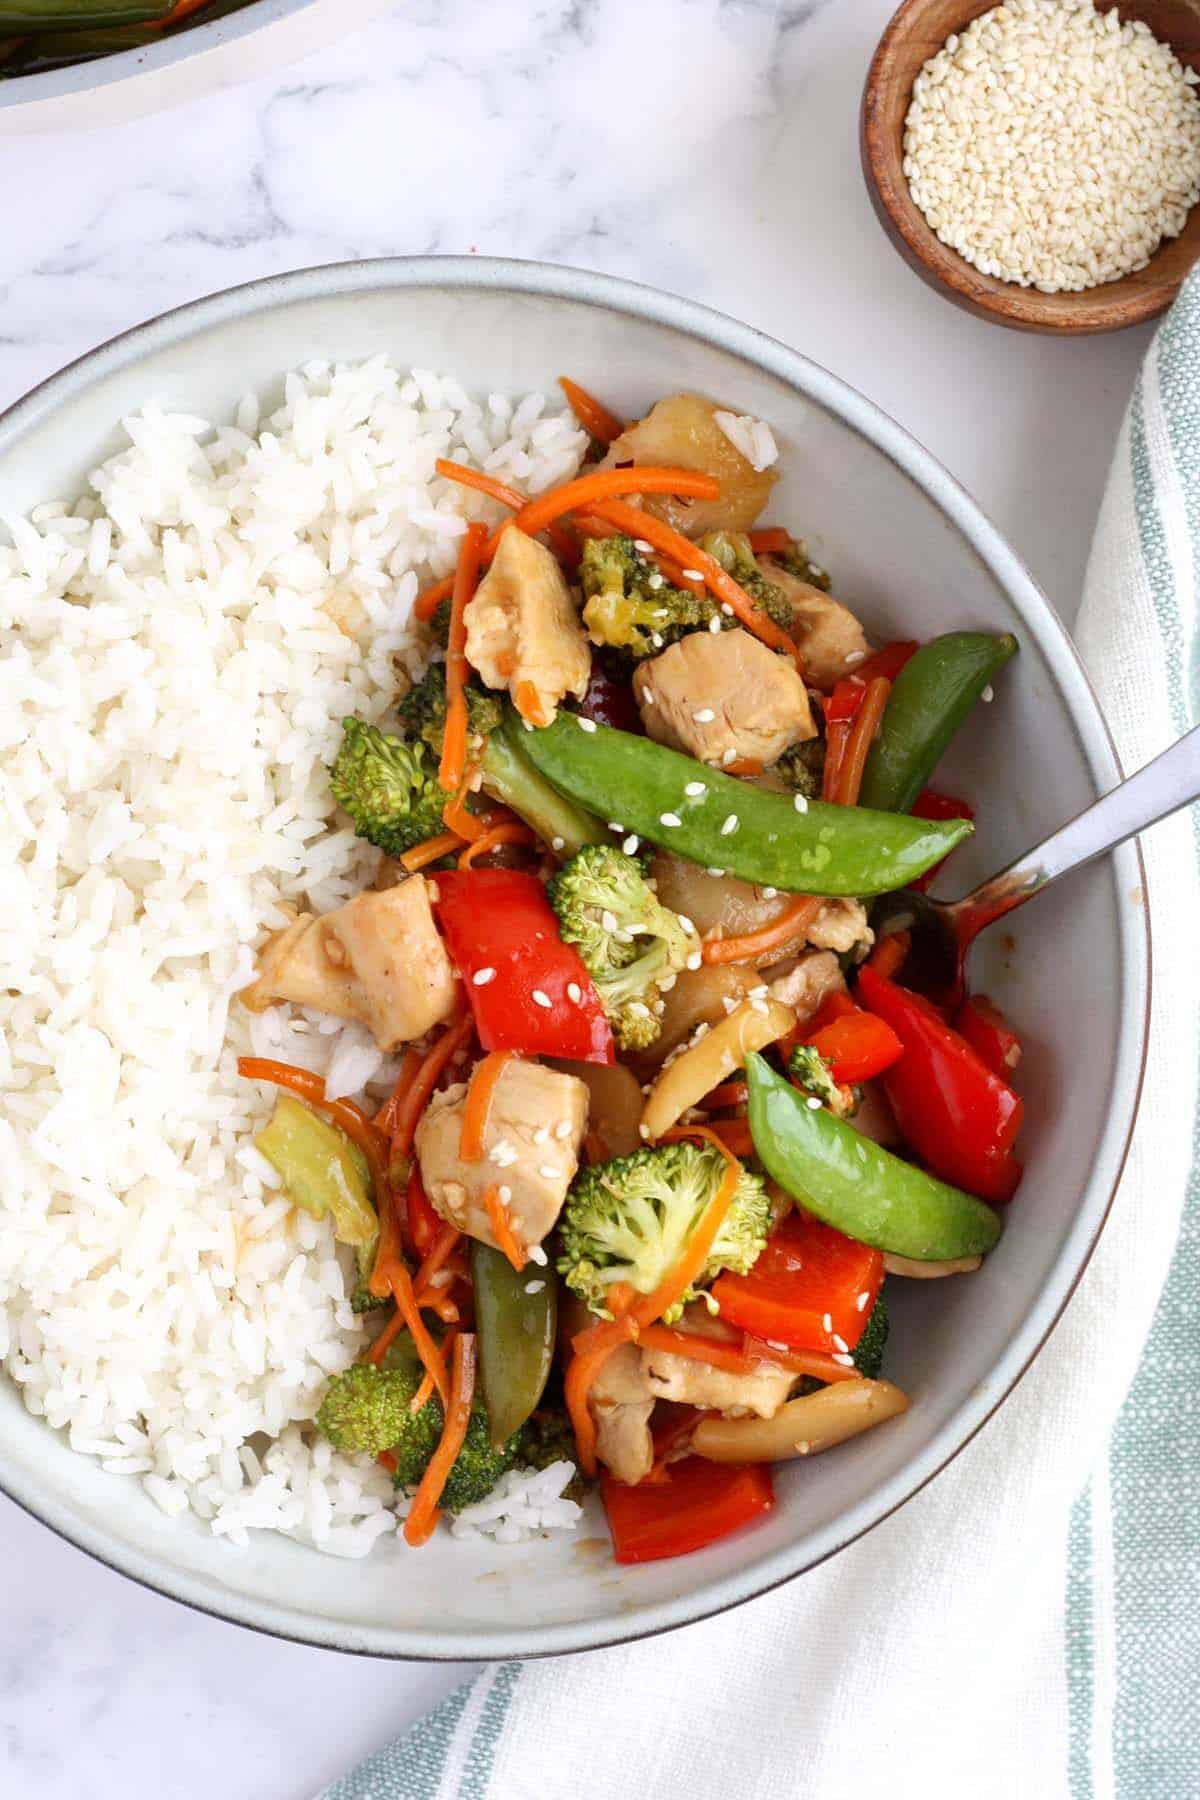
855,639,919,685
802,990,902,1085
601,1457,774,1563
403,1165,441,1259
710,1209,884,1354
857,964,1023,1203
433,869,614,1065
909,788,975,892
955,994,1022,1079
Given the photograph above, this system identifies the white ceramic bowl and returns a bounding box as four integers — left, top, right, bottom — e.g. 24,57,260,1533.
0,258,1149,1659
0,0,390,134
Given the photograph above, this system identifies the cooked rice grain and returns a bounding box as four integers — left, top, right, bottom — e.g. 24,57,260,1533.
0,358,586,1554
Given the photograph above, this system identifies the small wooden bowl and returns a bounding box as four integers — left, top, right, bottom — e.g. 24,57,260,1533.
861,0,1200,333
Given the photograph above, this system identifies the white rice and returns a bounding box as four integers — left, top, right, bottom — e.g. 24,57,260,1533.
0,358,588,1554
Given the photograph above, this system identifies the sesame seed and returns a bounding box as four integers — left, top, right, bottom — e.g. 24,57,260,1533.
629,1002,651,1018
856,1290,871,1312
601,909,619,933
706,867,725,878
793,1440,812,1456
821,1312,833,1333
844,650,867,666
554,1119,572,1139
651,632,665,647
721,602,734,617
527,1244,548,1267
608,822,624,833
566,981,582,1004
648,573,664,591
472,967,497,986
720,814,739,836
708,615,722,633
676,914,695,934
552,836,565,851
521,719,534,731
622,834,640,856
721,747,737,765
832,1333,849,1354
762,886,777,899
684,781,707,797
832,1352,855,1367
982,684,995,703
538,1163,559,1179
577,717,597,733
639,1123,651,1139
531,989,552,1009
634,538,653,554
524,1279,546,1295
806,1095,823,1110
660,812,682,828
533,1127,549,1145
491,1139,518,1167
682,568,704,581
686,952,702,970
794,794,808,814
498,1184,512,1203
692,708,716,724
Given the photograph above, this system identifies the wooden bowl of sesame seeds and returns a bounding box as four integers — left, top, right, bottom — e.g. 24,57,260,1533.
862,0,1200,333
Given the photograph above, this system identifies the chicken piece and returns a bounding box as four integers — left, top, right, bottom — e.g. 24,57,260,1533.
634,628,815,768
641,1304,794,1419
589,1342,656,1485
465,526,590,724
806,899,874,960
602,393,776,536
240,878,456,1050
761,557,873,691
849,1081,901,1148
767,949,845,1025
414,1057,588,1255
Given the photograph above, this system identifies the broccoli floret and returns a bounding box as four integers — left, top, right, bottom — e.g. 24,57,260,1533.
558,1140,771,1322
316,1361,441,1458
547,844,697,1051
852,1294,889,1380
772,736,826,799
579,533,715,657
397,659,504,751
698,532,794,633
788,1043,844,1111
773,538,831,592
330,718,446,857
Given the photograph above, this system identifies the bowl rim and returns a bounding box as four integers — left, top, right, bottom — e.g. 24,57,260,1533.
0,0,322,113
0,254,1151,1660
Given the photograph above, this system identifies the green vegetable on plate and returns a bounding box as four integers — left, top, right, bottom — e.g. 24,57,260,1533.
858,630,1017,815
254,1091,379,1250
472,1241,557,1450
520,714,974,897
745,1053,1003,1261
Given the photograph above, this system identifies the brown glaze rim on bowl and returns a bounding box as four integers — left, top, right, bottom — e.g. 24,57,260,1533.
862,0,1200,334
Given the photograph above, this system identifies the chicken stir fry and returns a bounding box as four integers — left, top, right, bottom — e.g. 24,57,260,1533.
236,377,1020,1562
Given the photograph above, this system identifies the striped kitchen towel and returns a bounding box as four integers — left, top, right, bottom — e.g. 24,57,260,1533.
322,273,1200,1800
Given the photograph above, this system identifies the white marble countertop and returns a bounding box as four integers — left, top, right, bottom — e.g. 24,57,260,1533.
0,1,1153,1794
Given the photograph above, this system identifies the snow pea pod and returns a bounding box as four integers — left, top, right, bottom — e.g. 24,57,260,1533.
472,1241,557,1448
858,631,1017,815
745,1054,1002,1260
0,1,163,22
518,713,973,897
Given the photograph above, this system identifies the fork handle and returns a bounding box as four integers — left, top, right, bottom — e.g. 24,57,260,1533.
956,720,1200,927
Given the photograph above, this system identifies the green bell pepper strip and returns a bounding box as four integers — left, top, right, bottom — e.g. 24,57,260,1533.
745,1053,1002,1260
858,631,1017,815
472,1241,558,1448
518,713,973,897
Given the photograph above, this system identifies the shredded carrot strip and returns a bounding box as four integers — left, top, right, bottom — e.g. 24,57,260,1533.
484,1184,527,1271
723,757,764,776
565,1312,639,1478
235,1059,391,1217
375,1048,421,1136
152,0,211,21
410,1328,458,1414
586,496,802,663
832,676,890,807
512,679,552,728
640,1128,742,1325
459,1052,513,1161
701,895,823,966
390,1006,475,1160
399,830,466,873
404,1333,477,1547
412,1222,463,1302
433,459,577,563
559,376,624,445
438,521,488,794
458,820,537,867
367,1304,409,1368
748,528,793,555
414,572,454,623
741,1335,860,1384
638,1323,761,1375
512,466,720,541
441,772,487,843
390,1264,451,1410
867,928,912,980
